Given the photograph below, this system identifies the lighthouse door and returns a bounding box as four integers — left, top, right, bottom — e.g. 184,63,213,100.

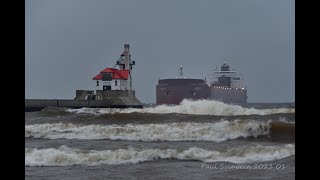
103,85,111,90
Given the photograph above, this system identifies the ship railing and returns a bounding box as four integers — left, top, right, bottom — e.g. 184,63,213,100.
213,71,237,73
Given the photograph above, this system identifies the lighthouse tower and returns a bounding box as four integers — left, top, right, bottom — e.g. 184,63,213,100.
117,44,135,90
92,44,135,91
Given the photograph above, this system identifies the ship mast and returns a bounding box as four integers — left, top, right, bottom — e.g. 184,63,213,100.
177,65,185,79
179,65,184,77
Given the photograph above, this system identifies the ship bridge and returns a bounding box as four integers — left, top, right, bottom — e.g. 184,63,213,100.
207,62,245,89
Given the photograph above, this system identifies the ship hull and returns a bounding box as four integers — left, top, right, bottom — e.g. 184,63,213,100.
156,79,247,105
209,86,247,104
156,79,209,105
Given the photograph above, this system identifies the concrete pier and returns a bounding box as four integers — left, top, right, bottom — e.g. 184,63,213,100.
25,97,143,112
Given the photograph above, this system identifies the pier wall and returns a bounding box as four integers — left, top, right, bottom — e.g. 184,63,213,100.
74,90,94,100
95,90,135,99
25,97,142,112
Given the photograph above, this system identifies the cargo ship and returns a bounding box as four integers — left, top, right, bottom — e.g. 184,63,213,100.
156,62,247,105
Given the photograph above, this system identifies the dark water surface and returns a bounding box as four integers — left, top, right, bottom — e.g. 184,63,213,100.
25,100,295,179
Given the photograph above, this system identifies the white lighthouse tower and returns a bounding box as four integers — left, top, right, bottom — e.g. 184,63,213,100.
92,44,135,91
117,44,135,90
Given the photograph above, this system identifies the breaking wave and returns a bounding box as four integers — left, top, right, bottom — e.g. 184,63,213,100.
25,144,295,166
25,120,270,142
66,99,295,116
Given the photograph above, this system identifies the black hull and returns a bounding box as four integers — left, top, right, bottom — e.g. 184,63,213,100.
156,79,209,105
156,79,247,105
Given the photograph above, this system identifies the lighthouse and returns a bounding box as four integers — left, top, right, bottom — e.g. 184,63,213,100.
26,44,143,110
92,44,135,91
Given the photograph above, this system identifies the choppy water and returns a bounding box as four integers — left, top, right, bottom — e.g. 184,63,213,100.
25,99,295,179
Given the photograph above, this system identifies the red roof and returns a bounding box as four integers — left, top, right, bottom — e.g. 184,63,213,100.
92,68,129,80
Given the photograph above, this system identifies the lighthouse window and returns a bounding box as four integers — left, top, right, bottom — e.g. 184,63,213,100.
115,80,117,86
102,73,112,81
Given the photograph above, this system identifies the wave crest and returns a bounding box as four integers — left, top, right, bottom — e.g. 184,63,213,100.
25,144,295,166
25,120,270,142
67,99,295,116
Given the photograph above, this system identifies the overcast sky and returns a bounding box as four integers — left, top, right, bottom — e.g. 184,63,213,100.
26,0,294,103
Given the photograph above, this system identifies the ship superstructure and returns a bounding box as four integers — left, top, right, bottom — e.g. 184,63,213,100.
207,62,247,104
207,62,246,89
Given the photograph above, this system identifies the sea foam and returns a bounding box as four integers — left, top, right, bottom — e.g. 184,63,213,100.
66,99,295,116
25,120,270,142
25,144,295,166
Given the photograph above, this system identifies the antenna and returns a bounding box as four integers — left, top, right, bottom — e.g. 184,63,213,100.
113,56,122,68
179,65,184,77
